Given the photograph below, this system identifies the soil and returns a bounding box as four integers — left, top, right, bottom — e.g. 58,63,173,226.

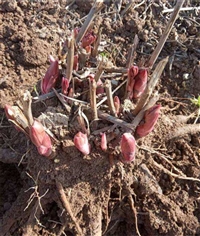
0,0,200,236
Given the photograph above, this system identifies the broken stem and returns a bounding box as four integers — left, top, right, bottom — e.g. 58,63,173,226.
133,57,168,115
126,34,139,68
92,27,102,58
98,110,134,131
105,80,116,116
94,60,104,83
76,0,104,44
66,36,75,82
89,78,98,120
146,0,185,68
22,91,34,126
97,80,127,108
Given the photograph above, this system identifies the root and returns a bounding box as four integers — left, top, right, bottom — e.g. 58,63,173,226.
151,158,200,183
56,180,83,236
128,194,141,236
167,123,200,140
22,202,42,236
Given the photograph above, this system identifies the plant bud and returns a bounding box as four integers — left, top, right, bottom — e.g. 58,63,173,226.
61,77,69,95
136,104,161,137
114,96,120,115
29,120,52,157
74,132,90,155
101,133,107,151
127,66,139,91
73,54,79,71
96,78,104,95
82,31,96,48
120,133,136,163
4,104,15,120
132,69,148,98
41,55,59,94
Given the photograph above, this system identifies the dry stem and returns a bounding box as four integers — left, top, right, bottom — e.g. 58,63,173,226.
89,78,98,120
76,0,104,44
133,57,168,115
94,60,104,82
92,27,102,57
56,180,83,236
66,36,75,82
126,34,139,68
22,90,34,126
98,111,134,131
146,0,185,68
105,80,116,116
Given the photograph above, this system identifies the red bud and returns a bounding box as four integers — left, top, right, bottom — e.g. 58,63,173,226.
114,96,120,115
61,77,69,95
74,132,90,155
29,120,52,157
101,133,107,151
127,66,139,91
41,55,59,94
120,133,136,163
4,104,15,120
82,32,96,48
96,79,104,95
132,69,148,98
136,104,161,137
73,54,79,71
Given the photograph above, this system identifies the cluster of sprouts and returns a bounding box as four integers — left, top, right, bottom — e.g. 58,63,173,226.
4,0,184,163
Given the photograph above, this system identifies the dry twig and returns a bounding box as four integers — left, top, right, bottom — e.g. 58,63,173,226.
146,0,185,68
22,90,34,126
76,0,104,44
105,80,116,116
133,57,168,115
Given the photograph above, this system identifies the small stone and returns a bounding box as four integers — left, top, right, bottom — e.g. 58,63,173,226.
3,202,11,211
183,73,190,80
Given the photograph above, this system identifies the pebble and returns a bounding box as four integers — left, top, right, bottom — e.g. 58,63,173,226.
3,202,11,211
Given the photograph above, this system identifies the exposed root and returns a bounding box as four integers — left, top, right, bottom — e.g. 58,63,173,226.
22,202,43,236
151,158,200,183
128,194,141,236
24,172,49,214
167,124,200,140
56,180,83,236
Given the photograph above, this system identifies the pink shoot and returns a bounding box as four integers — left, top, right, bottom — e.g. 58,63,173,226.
120,133,136,163
29,120,52,157
96,78,104,95
4,104,15,121
132,69,148,99
127,65,139,92
61,77,69,95
41,55,59,94
101,133,107,151
73,54,79,71
74,132,90,155
136,104,161,138
81,31,96,48
114,96,120,115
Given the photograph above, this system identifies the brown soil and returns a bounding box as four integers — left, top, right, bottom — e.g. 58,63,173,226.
0,0,200,236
